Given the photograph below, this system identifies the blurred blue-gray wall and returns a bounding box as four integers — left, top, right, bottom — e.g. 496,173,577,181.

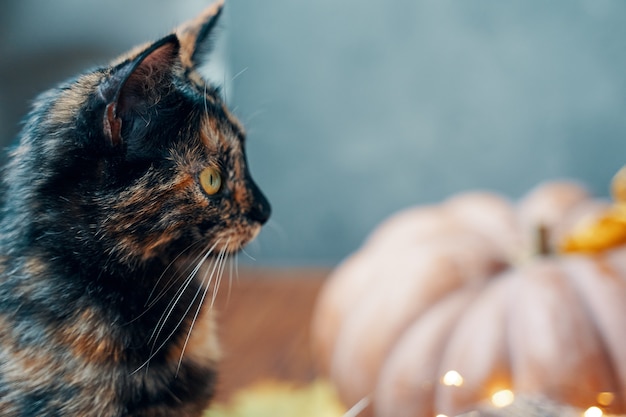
2,1,626,265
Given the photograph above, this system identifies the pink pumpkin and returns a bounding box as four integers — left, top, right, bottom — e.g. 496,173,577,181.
312,181,626,416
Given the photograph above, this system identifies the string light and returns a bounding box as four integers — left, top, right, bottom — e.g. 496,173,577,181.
491,389,514,408
584,406,603,417
596,392,614,407
441,370,464,387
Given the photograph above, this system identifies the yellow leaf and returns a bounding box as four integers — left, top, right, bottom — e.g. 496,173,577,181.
561,210,626,253
560,166,626,254
204,379,346,417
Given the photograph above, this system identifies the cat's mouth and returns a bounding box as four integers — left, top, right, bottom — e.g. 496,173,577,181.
217,223,262,254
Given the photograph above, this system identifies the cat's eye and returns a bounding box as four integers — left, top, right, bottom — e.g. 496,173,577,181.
199,167,222,195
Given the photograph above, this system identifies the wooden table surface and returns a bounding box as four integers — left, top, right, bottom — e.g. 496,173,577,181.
207,268,614,417
211,267,330,402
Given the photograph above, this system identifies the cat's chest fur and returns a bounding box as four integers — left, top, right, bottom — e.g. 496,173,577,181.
0,256,221,416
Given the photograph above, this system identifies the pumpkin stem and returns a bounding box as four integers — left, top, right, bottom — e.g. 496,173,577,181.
536,223,552,256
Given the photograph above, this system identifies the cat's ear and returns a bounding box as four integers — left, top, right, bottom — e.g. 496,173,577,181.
99,35,180,148
175,0,224,70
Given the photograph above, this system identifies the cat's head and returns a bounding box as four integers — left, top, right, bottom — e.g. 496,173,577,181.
6,0,271,267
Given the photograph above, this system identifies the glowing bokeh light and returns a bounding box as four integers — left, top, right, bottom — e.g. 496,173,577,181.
491,389,514,408
441,370,464,387
584,406,603,417
597,392,614,407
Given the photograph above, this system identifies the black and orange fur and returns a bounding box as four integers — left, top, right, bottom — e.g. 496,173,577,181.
0,1,270,416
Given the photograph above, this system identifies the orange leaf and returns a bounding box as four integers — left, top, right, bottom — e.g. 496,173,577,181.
561,206,626,254
560,166,626,254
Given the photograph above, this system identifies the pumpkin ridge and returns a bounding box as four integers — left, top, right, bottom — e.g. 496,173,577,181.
375,288,481,417
508,259,619,410
435,275,512,416
561,255,625,412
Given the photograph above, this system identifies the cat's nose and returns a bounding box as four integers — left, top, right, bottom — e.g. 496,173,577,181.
250,193,271,225
248,181,271,225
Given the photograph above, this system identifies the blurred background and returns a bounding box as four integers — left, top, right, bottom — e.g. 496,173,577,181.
1,0,626,266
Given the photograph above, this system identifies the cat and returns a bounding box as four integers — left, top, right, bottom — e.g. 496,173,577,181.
0,1,271,416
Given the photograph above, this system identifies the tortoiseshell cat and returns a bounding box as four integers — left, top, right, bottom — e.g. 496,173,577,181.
0,2,270,416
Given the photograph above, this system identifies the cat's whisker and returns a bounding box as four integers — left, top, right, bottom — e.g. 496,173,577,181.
222,72,228,105
231,67,249,82
149,241,217,337
242,108,268,126
240,246,256,262
145,239,206,308
203,82,209,117
146,239,204,306
201,242,226,315
139,113,151,127
265,218,289,244
210,237,231,309
147,240,219,347
226,251,235,305
147,268,196,348
175,238,230,375
126,239,208,327
199,241,228,313
174,264,215,376
146,237,233,373
235,250,240,282
134,240,222,376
